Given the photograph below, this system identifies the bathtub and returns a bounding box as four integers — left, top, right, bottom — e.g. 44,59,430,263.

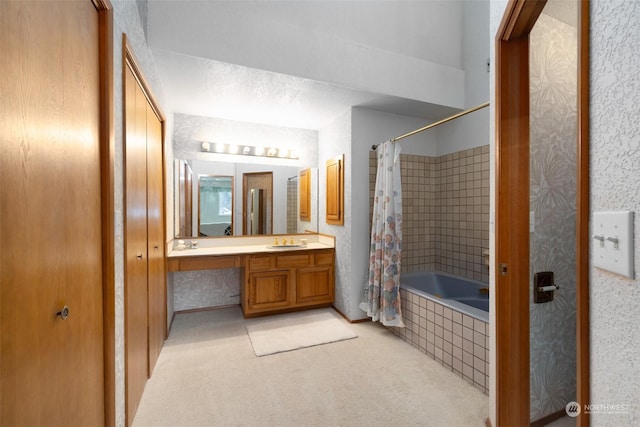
400,271,489,322
390,271,490,394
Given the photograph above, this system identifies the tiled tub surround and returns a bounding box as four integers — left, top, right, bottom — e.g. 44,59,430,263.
390,287,489,395
369,146,489,283
286,179,298,233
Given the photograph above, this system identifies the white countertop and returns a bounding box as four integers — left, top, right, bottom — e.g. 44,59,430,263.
168,242,333,258
167,234,335,258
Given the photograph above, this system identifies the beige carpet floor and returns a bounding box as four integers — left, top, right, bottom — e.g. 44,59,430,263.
132,306,489,427
246,308,358,356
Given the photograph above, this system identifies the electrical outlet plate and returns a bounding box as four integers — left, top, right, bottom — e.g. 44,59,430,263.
593,211,634,279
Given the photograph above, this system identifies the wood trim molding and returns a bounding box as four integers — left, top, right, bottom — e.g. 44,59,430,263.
495,31,531,425
498,0,547,40
95,0,115,425
122,35,165,123
576,1,591,425
530,408,566,427
496,1,590,426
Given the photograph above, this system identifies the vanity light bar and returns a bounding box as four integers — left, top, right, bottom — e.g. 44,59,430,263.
201,141,298,160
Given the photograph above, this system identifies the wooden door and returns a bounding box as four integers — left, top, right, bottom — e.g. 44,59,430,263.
124,64,149,423
0,1,105,425
146,104,165,375
242,172,273,235
299,168,311,221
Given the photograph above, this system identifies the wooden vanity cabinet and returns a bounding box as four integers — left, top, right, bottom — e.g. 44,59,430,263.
242,249,335,317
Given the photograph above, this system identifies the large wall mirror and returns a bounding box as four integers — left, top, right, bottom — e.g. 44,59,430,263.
174,159,319,238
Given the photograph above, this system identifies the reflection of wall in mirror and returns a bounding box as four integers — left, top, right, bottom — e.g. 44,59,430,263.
243,172,272,235
177,160,310,237
190,160,234,236
198,175,233,237
297,168,318,234
235,163,294,235
172,113,320,238
174,159,193,238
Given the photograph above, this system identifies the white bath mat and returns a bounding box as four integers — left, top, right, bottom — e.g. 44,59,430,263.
246,308,358,357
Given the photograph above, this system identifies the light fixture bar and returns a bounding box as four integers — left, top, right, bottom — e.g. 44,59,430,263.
200,141,299,159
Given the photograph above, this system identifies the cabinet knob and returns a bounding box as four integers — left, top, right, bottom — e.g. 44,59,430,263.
56,306,70,320
137,253,143,260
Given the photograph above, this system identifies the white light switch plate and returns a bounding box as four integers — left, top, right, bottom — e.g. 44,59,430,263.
593,211,634,279
530,211,535,233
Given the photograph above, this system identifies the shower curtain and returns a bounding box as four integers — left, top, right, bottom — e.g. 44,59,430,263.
360,141,404,327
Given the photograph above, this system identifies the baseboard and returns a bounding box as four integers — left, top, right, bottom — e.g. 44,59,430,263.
174,304,241,316
530,409,566,427
331,305,371,323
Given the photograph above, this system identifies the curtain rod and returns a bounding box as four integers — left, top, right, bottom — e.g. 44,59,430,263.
371,101,490,150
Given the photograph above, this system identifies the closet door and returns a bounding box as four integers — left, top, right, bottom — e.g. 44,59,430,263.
146,104,165,375
1,1,105,424
124,64,149,424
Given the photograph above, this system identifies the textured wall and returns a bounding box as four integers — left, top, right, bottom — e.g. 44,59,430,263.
590,1,640,425
172,113,318,168
529,12,577,421
488,1,640,424
318,109,355,319
173,269,241,311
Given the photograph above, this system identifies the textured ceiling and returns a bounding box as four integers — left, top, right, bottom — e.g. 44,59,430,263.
147,0,465,130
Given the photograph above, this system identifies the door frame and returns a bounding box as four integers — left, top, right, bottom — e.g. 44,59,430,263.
495,0,590,426
95,0,115,425
242,171,274,235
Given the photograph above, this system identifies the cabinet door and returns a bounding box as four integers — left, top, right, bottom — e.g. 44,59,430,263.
325,155,344,225
299,168,311,221
247,270,291,312
296,266,334,305
124,64,149,424
146,103,165,376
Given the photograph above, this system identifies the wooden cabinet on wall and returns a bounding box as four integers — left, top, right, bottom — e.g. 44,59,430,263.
124,49,166,426
299,168,311,221
325,155,344,225
242,249,335,317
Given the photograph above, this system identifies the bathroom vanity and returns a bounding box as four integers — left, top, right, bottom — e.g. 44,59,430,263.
242,248,334,317
167,234,335,318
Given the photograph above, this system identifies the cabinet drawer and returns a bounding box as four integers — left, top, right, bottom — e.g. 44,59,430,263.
177,255,241,271
276,254,311,268
314,251,333,266
248,256,274,271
